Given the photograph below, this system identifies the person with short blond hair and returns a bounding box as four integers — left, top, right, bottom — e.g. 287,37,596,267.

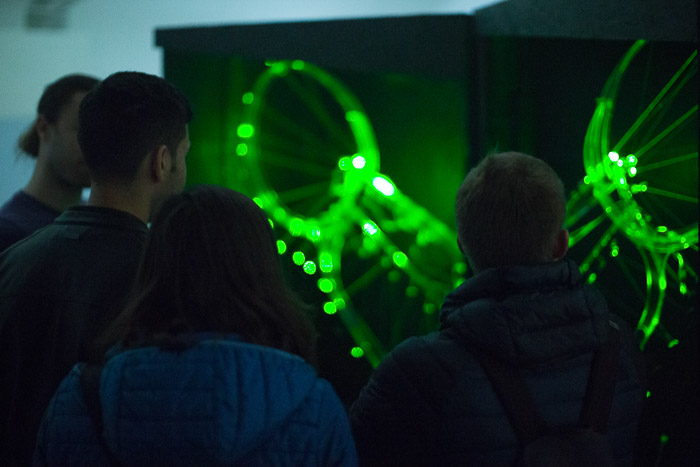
350,151,644,465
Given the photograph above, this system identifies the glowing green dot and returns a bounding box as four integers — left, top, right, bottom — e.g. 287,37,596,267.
253,197,263,208
608,151,620,162
292,251,305,265
236,143,248,156
392,251,408,268
629,167,637,177
587,273,597,284
610,249,619,258
680,283,688,295
268,218,274,229
667,339,679,349
241,92,254,104
646,391,651,398
372,176,396,197
619,177,626,185
627,154,637,165
351,347,364,358
657,226,668,233
338,156,351,171
317,278,334,293
269,62,287,75
323,301,337,315
277,240,287,255
617,159,624,167
363,221,379,236
289,217,304,236
635,212,643,221
291,60,305,70
319,253,333,273
455,262,468,274
352,155,366,169
333,298,346,310
237,123,255,138
454,277,466,288
405,286,419,298
423,303,437,315
307,227,321,242
303,261,317,275
659,277,667,291
660,435,669,445
583,176,591,185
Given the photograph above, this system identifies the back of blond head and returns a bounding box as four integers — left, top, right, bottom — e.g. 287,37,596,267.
455,152,566,272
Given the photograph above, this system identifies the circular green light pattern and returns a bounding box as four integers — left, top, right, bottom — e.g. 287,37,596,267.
660,435,669,445
338,156,351,171
323,301,337,315
236,143,248,156
350,346,365,358
289,217,304,236
303,260,317,275
392,251,408,268
352,155,366,169
318,278,334,293
277,240,287,255
292,251,305,265
587,273,598,284
242,92,254,104
237,123,255,138
362,221,379,236
608,151,620,162
372,176,396,197
319,252,334,273
680,284,687,295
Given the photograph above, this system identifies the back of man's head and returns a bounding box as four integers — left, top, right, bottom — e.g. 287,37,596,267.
455,152,566,272
78,71,192,183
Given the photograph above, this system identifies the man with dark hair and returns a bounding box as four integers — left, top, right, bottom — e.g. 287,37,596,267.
0,74,99,252
349,152,644,465
0,71,192,464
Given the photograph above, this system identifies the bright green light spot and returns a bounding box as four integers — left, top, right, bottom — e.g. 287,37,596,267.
587,273,597,284
629,167,637,177
277,240,287,255
455,262,468,275
319,252,333,273
292,251,305,265
619,177,626,185
626,154,637,165
646,391,651,398
351,346,364,358
307,227,321,242
423,303,437,315
291,60,305,70
659,277,667,291
303,261,317,275
317,278,334,293
338,156,351,171
269,62,287,75
660,435,669,445
372,176,396,197
583,176,591,185
610,249,619,258
635,212,643,221
657,226,668,233
241,92,254,104
680,283,688,295
253,197,263,208
363,221,379,236
237,123,255,138
667,339,679,349
268,218,274,229
352,155,366,169
236,143,248,156
617,159,624,167
289,217,304,236
608,151,620,162
323,301,337,315
392,251,408,268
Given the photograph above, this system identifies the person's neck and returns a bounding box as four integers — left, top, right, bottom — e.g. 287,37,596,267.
23,171,84,212
86,182,151,225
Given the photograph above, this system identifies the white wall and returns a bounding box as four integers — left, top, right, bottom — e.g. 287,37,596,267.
0,0,501,203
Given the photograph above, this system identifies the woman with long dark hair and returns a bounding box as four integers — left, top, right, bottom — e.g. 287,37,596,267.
34,185,357,466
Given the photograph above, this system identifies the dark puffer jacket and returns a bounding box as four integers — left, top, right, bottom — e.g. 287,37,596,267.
34,335,358,466
349,259,644,466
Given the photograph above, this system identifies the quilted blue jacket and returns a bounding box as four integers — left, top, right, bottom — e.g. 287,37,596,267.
34,335,358,466
349,259,644,466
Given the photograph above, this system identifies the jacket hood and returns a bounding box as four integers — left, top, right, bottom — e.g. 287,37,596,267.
440,259,610,366
99,337,319,465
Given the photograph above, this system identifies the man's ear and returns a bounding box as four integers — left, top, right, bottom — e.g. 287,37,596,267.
149,144,170,182
35,115,50,142
552,229,569,261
